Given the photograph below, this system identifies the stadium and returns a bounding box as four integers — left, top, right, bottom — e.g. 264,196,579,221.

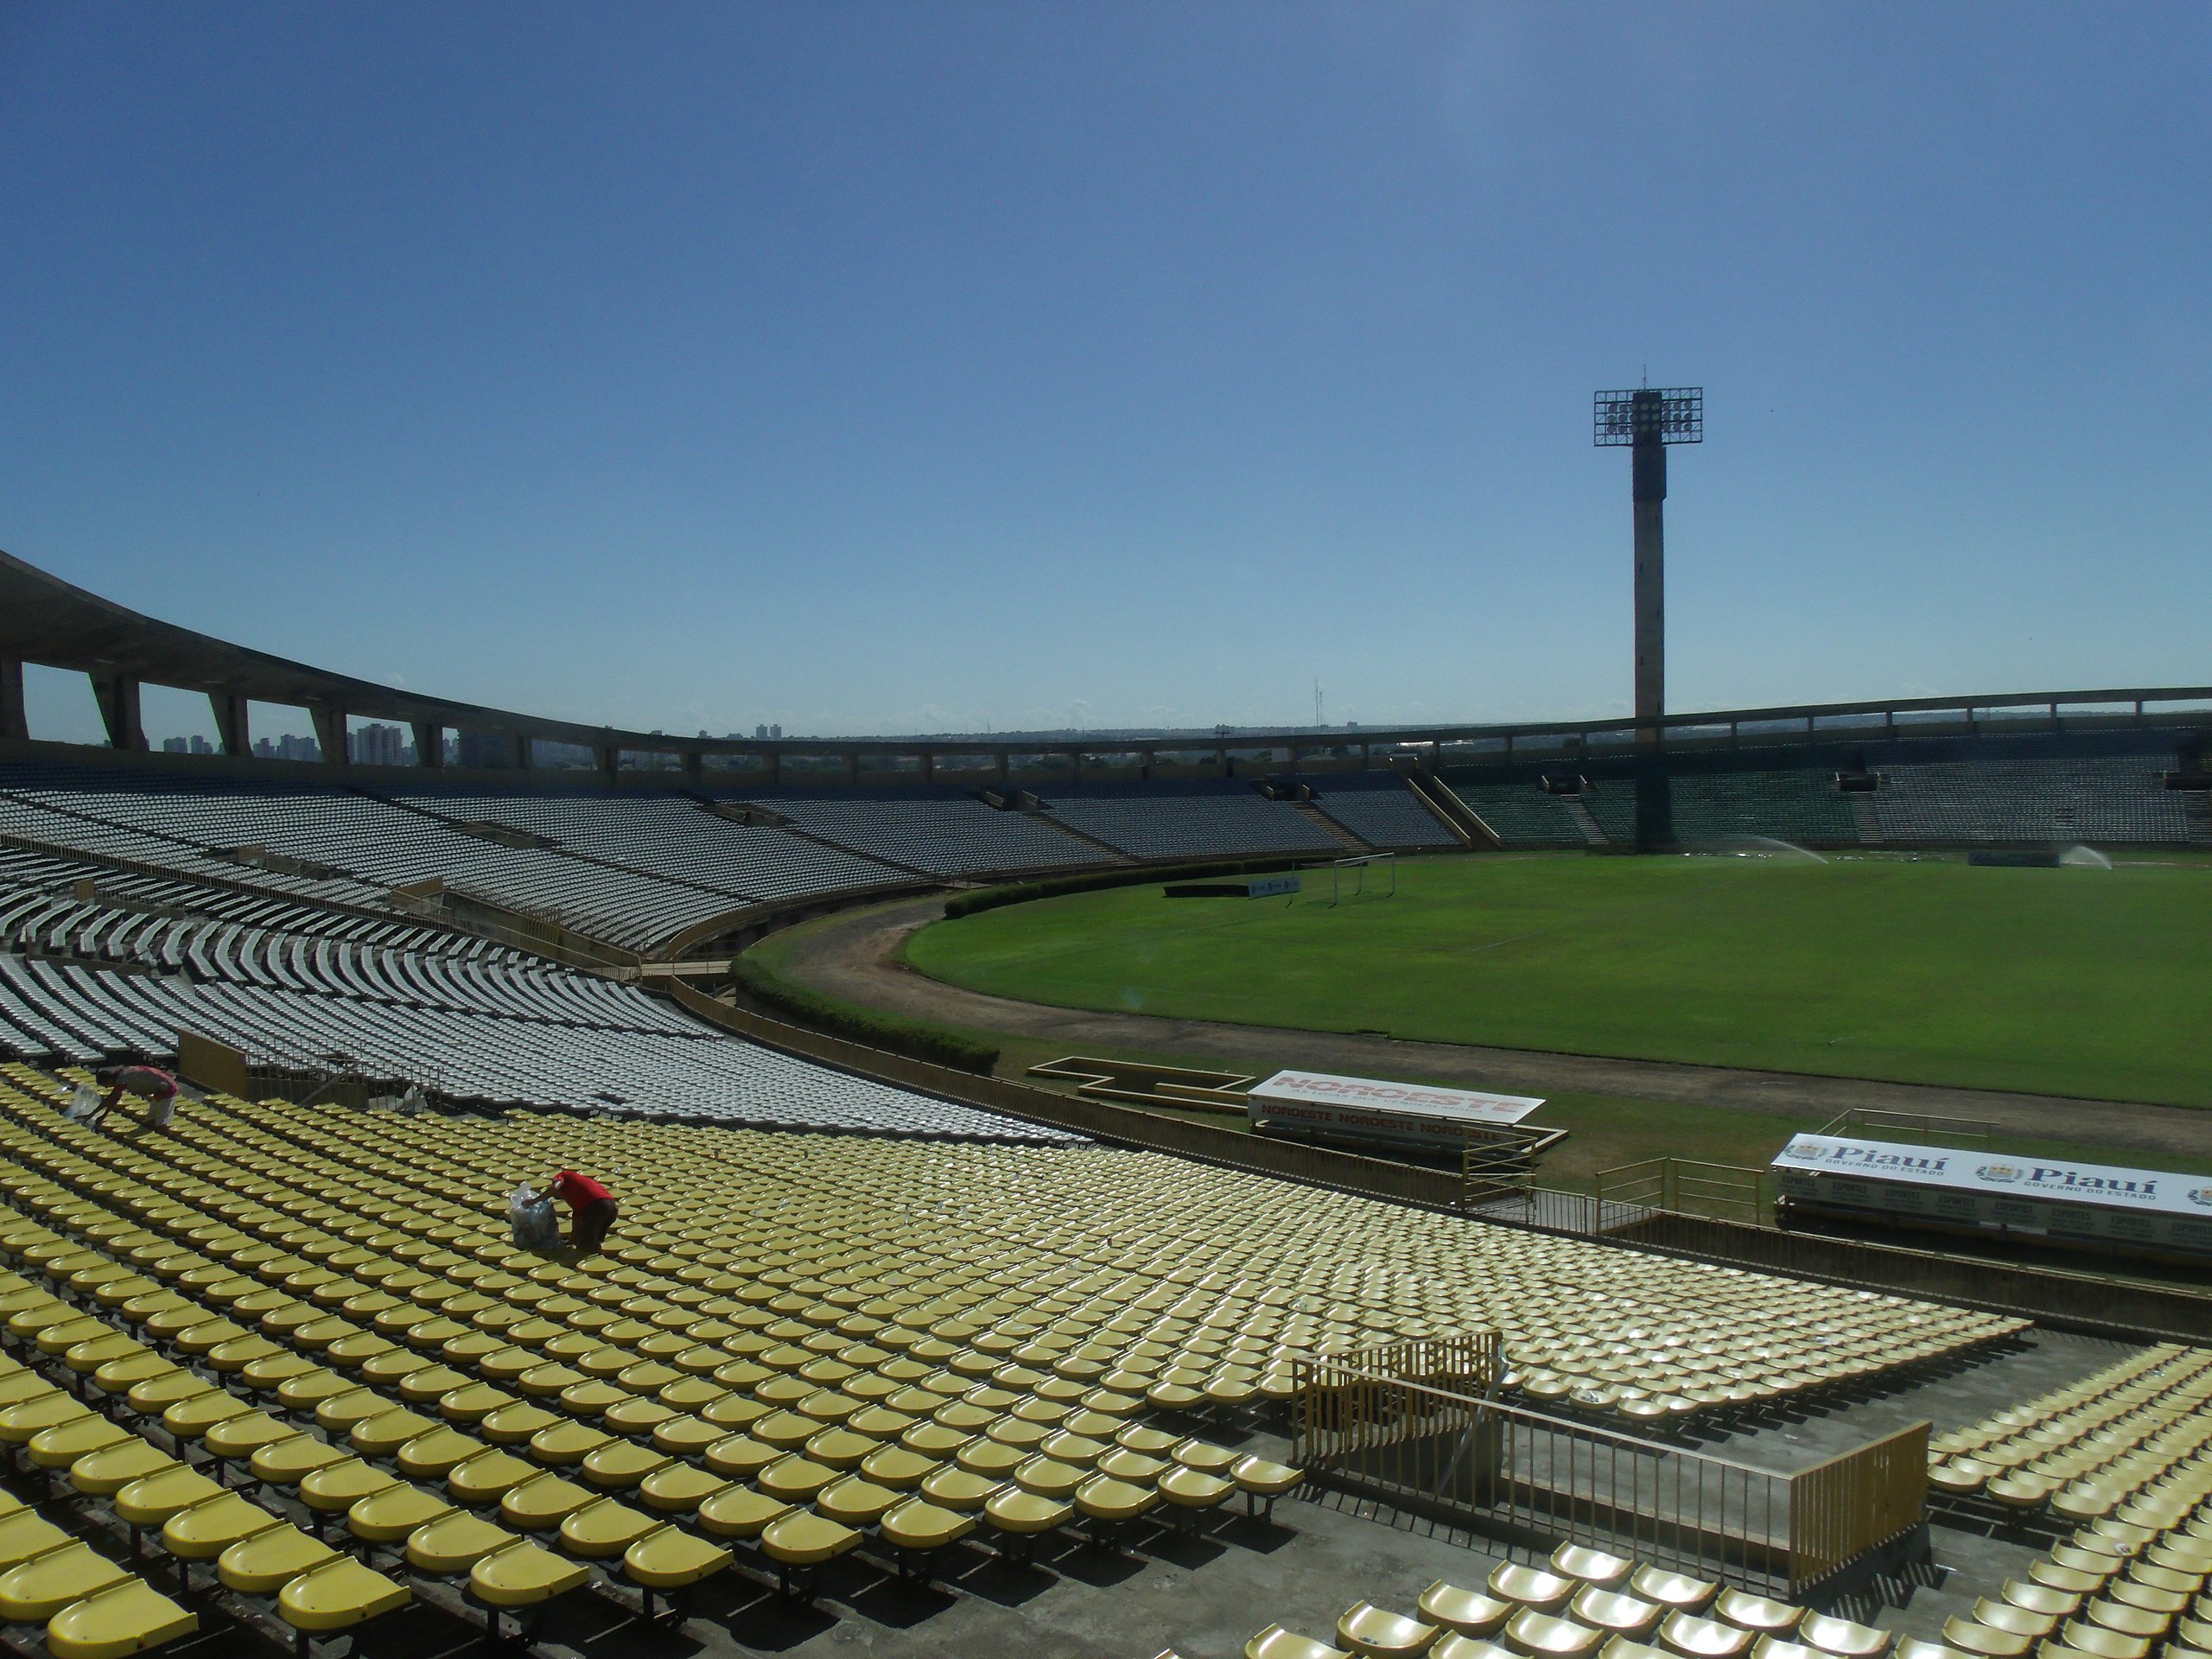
2,11,2209,1659
0,533,2207,1659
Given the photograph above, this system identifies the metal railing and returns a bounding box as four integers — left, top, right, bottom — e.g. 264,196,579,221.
1292,1351,1929,1599
1593,1158,1770,1227
1818,1108,1994,1147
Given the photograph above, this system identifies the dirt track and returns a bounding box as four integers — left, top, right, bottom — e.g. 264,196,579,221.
771,895,2212,1160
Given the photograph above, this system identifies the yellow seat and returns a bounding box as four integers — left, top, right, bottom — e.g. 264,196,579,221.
1575,1590,1662,1639
581,1441,669,1491
406,1511,518,1575
200,1411,297,1463
623,1525,731,1592
0,1541,131,1622
396,1427,486,1481
347,1484,456,1545
637,1464,730,1516
1338,1599,1441,1656
26,1415,132,1471
1493,1565,1577,1613
920,1466,1003,1512
1158,1465,1234,1512
1246,1627,1352,1659
1717,1592,1803,1637
1936,1622,2031,1659
1507,1610,1608,1658
1662,1614,1758,1659
468,1539,590,1608
45,1580,198,1659
499,1473,594,1532
880,1497,976,1554
276,1554,412,1634
69,1441,178,1497
526,1420,611,1467
1554,1545,1636,1588
162,1491,286,1560
759,1456,839,1504
818,1476,901,1529
1421,1583,1515,1637
0,1394,92,1445
298,1459,399,1516
248,1434,348,1489
447,1450,539,1507
983,1487,1071,1536
217,1525,341,1595
350,1408,440,1459
1797,1615,1891,1659
113,1468,226,1529
696,1486,793,1540
760,1510,861,1567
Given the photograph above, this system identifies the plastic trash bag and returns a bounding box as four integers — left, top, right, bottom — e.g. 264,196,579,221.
67,1084,102,1122
397,1085,427,1116
508,1185,561,1251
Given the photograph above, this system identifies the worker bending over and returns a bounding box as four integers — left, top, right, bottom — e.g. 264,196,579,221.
539,1169,619,1255
88,1065,180,1132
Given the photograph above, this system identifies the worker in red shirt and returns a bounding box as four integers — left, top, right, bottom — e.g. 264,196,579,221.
537,1169,619,1255
89,1065,180,1132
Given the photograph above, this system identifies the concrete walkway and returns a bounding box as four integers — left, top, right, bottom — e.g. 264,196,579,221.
771,896,2212,1159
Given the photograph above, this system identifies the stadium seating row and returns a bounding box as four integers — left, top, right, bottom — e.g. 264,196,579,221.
0,953,1071,1138
1217,1539,1899,1659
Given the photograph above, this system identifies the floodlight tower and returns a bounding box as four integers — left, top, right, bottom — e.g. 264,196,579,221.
1595,385,1701,847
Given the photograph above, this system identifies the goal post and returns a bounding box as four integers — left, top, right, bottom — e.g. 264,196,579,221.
1327,852,1397,907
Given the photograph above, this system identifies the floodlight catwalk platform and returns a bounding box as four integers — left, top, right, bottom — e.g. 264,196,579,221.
1595,385,1703,846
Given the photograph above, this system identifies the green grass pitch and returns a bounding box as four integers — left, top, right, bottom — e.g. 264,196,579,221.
903,853,2212,1108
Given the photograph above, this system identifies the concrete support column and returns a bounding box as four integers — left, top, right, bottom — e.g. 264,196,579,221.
594,743,619,781
511,733,533,772
1216,745,1229,777
92,675,146,752
1,660,26,743
844,753,860,783
920,751,935,783
1067,748,1082,779
1140,748,1155,780
1358,741,1370,771
214,694,251,757
412,722,443,768
995,752,1009,782
766,750,781,785
683,750,703,785
309,705,348,766
1632,431,1666,745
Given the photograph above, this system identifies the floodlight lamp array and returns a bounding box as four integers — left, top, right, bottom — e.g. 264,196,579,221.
1593,387,1703,446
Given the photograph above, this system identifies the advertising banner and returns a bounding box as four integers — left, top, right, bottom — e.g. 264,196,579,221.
1247,1069,1544,1147
1770,1135,2212,1255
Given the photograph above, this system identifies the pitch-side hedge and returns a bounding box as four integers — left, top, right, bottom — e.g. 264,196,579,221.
942,856,1307,919
728,952,1000,1075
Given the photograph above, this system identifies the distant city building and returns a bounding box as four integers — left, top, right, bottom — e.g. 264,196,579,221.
754,724,769,740
190,735,213,754
349,722,409,766
254,733,321,762
161,737,188,753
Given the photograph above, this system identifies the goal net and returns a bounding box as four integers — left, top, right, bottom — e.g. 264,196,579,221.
1327,852,1397,906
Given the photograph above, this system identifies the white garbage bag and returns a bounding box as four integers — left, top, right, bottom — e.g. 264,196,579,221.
67,1084,102,1122
507,1184,561,1251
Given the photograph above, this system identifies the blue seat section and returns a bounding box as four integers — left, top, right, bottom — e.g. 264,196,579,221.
1031,781,1343,860
0,769,907,954
1871,755,2188,844
1306,777,1458,849
721,788,1111,876
386,787,904,908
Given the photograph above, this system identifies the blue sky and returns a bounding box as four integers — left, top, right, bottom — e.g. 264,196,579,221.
3,3,2206,743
